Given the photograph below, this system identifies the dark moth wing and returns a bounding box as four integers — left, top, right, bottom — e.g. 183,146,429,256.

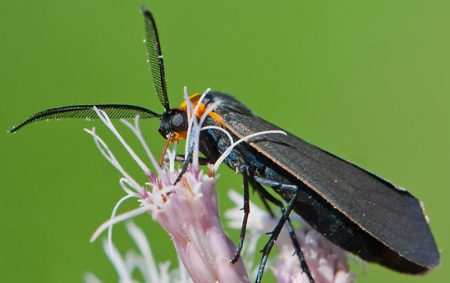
207,92,440,272
10,104,158,133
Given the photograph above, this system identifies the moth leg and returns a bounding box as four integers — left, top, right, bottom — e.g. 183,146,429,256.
230,173,250,264
249,177,280,218
253,176,314,283
174,153,191,184
174,154,209,165
285,217,314,283
230,175,279,264
251,177,313,281
174,152,208,184
254,176,298,193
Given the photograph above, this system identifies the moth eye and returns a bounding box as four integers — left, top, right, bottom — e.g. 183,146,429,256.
171,113,184,127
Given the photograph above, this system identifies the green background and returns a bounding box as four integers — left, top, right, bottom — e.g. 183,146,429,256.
1,0,449,282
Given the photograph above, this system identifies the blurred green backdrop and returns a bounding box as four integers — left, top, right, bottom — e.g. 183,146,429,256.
1,0,449,282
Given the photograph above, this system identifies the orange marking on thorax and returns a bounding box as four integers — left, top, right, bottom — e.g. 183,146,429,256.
178,93,224,126
166,130,187,143
168,93,223,143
